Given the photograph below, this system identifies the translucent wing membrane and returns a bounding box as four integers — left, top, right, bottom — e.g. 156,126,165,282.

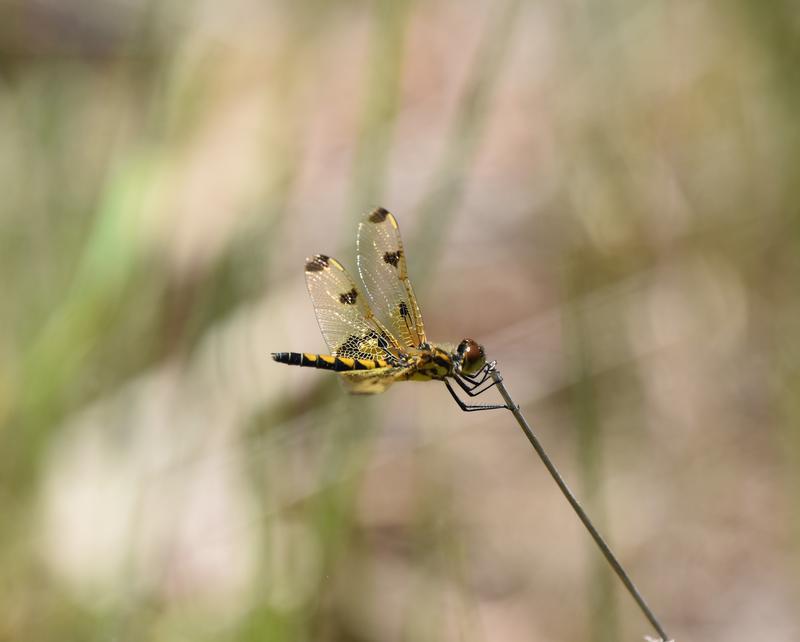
304,254,402,362
357,208,427,349
339,365,413,394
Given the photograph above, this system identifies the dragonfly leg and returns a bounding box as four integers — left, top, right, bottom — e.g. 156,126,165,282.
454,371,500,398
445,379,509,412
458,361,499,387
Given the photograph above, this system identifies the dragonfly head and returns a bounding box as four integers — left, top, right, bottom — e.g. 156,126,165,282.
456,338,486,376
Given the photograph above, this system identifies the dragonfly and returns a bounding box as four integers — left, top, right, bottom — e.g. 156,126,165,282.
272,207,508,411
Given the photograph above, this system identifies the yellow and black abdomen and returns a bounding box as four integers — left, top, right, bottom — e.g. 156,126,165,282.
272,352,390,372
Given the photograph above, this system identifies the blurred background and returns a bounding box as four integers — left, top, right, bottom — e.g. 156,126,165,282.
1,0,799,640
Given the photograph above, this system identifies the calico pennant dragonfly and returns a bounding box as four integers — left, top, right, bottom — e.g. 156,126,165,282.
272,207,507,411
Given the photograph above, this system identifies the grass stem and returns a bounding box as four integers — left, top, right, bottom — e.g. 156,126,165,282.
490,368,671,642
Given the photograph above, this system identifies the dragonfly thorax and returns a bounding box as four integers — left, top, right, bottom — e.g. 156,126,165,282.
410,345,456,381
407,338,486,381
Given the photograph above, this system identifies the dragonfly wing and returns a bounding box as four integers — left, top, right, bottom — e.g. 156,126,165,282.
338,365,412,395
304,254,403,361
357,208,427,349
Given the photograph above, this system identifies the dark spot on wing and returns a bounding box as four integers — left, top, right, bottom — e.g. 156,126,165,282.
399,301,409,318
305,254,329,272
338,330,400,364
383,250,402,267
368,207,389,223
338,334,360,355
339,288,358,305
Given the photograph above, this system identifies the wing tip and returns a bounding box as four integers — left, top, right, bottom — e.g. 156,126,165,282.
367,207,390,223
305,254,329,272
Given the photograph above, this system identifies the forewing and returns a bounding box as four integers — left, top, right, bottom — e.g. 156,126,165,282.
304,254,402,361
338,365,412,395
357,208,427,349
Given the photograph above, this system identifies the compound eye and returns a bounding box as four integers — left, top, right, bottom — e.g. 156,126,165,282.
458,338,486,375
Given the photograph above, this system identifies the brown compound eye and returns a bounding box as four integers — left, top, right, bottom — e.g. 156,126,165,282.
457,338,486,375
